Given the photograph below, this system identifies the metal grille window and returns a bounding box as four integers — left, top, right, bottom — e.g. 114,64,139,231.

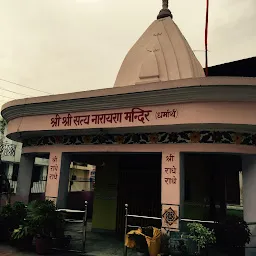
0,143,16,157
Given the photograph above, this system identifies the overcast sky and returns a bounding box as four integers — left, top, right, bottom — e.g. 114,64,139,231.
0,0,255,105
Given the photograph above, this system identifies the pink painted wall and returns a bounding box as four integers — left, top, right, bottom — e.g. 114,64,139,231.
7,102,256,136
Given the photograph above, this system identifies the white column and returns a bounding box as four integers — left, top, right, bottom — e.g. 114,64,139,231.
16,154,35,203
45,152,70,209
242,155,256,256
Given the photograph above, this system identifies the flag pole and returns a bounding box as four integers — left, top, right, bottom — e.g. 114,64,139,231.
205,0,209,76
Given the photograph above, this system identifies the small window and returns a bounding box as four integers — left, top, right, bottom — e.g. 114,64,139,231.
12,164,19,181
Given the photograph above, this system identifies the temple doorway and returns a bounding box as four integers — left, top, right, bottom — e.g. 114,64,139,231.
69,152,162,236
183,153,243,221
116,153,162,236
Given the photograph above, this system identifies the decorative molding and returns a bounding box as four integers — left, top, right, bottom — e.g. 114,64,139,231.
22,130,256,148
162,204,179,230
3,84,256,122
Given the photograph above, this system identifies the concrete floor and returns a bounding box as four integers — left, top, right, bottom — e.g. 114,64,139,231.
85,231,137,256
0,245,33,256
66,220,137,256
0,245,77,256
0,221,137,256
0,233,137,256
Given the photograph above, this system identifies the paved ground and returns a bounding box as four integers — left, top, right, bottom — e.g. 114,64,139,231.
64,220,137,256
84,231,137,256
0,232,137,256
0,245,85,255
0,245,38,256
0,222,137,256
0,239,136,256
0,245,78,255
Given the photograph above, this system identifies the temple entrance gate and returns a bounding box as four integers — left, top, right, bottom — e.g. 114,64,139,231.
67,152,162,236
116,153,162,236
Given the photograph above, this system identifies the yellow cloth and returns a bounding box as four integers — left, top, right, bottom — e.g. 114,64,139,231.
125,227,161,256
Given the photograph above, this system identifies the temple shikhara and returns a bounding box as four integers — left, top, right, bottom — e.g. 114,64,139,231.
2,1,256,255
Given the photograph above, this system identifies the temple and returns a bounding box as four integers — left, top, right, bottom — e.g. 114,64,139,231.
2,1,256,255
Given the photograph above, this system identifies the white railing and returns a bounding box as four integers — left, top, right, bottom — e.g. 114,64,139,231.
55,201,88,253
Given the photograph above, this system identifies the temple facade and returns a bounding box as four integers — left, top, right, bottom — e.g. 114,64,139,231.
2,2,256,255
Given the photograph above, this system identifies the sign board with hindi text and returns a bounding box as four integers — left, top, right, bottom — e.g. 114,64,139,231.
45,152,62,199
161,151,180,205
50,107,178,129
7,105,179,134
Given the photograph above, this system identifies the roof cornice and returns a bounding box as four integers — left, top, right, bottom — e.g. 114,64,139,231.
2,77,256,122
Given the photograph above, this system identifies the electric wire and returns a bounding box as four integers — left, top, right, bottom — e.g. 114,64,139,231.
0,94,16,100
0,86,32,97
0,78,51,94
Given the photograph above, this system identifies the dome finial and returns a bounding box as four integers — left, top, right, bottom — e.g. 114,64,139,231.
157,0,173,20
162,0,168,9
